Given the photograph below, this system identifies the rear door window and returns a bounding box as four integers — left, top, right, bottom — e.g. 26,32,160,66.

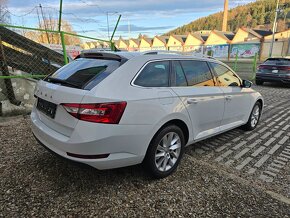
179,60,215,86
172,61,188,86
45,58,121,90
134,61,170,87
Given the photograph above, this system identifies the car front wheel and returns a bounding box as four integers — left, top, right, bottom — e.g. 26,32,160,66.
144,125,185,179
242,101,262,131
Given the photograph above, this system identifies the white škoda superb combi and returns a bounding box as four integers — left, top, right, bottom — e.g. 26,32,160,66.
31,51,263,178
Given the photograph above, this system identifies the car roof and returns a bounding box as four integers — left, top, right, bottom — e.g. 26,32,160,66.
80,50,141,60
80,50,221,63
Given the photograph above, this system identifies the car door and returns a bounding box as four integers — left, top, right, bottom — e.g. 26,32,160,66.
170,60,225,141
208,62,252,130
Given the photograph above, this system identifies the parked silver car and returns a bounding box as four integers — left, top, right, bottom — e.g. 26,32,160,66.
31,51,263,178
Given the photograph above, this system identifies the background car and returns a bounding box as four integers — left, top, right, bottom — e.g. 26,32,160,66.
31,51,263,178
256,57,290,85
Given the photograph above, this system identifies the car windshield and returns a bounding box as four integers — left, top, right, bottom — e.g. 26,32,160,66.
264,58,290,66
45,58,121,90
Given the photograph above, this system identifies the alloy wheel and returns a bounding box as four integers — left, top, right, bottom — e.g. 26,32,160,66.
251,105,260,128
154,132,181,172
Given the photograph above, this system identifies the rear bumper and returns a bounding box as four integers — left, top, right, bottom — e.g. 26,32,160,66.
31,108,152,170
256,74,290,83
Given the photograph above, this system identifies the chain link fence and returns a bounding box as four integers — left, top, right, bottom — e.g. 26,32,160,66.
0,25,113,116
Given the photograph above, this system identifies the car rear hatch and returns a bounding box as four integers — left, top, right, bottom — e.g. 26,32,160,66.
35,81,88,137
34,52,126,137
257,58,290,78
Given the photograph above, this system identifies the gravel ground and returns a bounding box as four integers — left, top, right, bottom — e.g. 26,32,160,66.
1,116,290,217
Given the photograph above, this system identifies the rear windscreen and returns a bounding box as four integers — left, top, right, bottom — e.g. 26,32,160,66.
264,59,290,66
45,58,121,90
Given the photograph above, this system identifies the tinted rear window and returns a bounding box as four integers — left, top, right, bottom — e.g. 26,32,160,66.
264,59,290,66
179,60,214,86
134,61,170,87
45,58,120,90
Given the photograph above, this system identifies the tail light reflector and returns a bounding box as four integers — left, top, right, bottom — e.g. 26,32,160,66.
62,102,127,124
67,152,109,159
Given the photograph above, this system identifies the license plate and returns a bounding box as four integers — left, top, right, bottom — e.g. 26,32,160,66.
272,69,279,73
36,98,57,119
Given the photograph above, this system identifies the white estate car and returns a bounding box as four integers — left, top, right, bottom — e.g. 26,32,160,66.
31,51,263,178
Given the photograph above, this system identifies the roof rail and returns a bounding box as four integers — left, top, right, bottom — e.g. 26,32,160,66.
142,50,184,55
141,50,217,60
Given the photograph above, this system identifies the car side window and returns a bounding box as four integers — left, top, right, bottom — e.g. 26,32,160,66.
209,62,241,87
172,61,188,86
179,60,215,86
134,61,169,87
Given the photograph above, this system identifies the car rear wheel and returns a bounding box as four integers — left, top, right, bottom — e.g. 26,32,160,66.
144,125,185,179
256,80,264,85
242,101,262,131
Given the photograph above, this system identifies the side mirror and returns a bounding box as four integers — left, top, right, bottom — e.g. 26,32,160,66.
242,80,252,88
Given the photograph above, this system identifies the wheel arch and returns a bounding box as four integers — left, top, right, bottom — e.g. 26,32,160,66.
143,118,190,163
256,97,264,113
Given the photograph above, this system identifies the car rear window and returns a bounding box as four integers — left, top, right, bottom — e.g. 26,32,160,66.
264,58,290,66
45,58,121,90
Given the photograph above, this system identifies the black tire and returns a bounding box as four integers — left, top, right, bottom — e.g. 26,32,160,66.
241,101,262,131
144,125,185,179
256,80,264,85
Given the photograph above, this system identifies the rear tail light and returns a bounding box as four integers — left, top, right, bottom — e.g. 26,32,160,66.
258,65,290,70
62,102,127,124
277,66,290,70
257,65,270,70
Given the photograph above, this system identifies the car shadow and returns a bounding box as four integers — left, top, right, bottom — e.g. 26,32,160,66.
32,150,155,190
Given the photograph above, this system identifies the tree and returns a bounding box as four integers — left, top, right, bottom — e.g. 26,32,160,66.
166,0,290,35
0,0,10,24
25,19,81,45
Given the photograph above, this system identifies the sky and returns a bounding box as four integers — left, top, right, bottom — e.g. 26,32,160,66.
5,0,256,40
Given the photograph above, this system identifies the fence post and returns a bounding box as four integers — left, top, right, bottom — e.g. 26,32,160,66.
250,53,258,81
0,36,21,106
110,41,116,51
227,44,231,61
60,31,68,64
233,51,238,71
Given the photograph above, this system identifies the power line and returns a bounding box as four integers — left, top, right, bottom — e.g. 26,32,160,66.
78,0,106,14
42,6,100,23
40,6,109,39
4,3,110,40
5,6,38,18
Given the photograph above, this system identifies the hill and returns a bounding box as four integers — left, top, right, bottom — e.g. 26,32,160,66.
166,0,290,35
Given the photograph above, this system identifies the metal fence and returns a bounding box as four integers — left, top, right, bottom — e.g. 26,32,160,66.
0,24,116,115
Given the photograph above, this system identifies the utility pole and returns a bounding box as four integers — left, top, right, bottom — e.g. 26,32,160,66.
39,4,50,43
36,7,44,42
107,12,110,40
222,0,228,32
128,19,131,38
58,0,63,32
269,0,280,57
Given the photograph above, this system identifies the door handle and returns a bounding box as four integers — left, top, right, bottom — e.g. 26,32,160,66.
225,95,232,101
187,99,198,104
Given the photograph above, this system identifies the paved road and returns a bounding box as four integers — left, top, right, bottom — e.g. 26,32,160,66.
186,83,290,197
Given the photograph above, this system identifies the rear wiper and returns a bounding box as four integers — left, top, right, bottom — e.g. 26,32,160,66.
46,77,81,88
